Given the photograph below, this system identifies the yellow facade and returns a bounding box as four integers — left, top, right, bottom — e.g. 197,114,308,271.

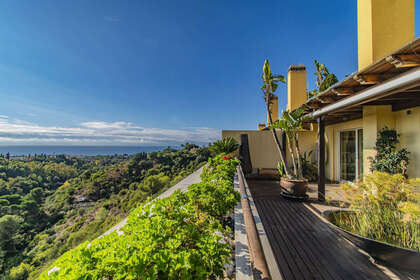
223,105,420,180
357,0,415,70
287,65,307,111
222,130,283,169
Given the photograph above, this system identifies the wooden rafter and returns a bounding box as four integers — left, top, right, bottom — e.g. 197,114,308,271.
331,88,353,96
386,54,420,68
353,74,380,85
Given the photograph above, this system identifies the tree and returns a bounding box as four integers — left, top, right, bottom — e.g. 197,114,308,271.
261,60,292,178
8,262,33,280
308,60,338,98
0,215,24,255
272,107,308,179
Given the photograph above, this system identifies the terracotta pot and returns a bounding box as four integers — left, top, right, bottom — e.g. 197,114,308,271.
280,178,308,196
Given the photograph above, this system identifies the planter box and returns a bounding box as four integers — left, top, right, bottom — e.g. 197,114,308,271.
324,210,420,274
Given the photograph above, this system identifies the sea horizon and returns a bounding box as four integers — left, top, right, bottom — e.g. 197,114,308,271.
0,145,180,156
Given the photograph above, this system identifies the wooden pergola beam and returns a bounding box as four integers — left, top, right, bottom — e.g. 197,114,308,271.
353,74,380,85
386,54,420,68
331,88,353,96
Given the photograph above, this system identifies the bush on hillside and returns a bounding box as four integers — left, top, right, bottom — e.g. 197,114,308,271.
38,154,240,280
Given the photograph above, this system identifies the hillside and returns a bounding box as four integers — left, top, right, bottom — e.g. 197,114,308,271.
0,144,210,279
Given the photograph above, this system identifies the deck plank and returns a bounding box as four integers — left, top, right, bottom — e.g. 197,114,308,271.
247,179,391,280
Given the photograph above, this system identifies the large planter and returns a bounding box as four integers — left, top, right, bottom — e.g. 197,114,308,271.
324,210,420,274
280,178,308,196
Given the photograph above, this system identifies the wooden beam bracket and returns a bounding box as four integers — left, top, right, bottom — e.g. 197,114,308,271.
386,55,420,68
353,74,380,85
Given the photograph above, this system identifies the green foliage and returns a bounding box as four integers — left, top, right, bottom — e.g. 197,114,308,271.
261,59,286,94
187,181,240,221
370,127,410,176
308,60,338,98
335,172,420,250
209,137,239,155
8,262,33,280
261,59,292,179
37,154,239,280
2,145,211,279
277,161,284,178
300,151,317,182
271,107,308,179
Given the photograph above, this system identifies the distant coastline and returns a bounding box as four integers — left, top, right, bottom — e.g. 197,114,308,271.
0,145,177,156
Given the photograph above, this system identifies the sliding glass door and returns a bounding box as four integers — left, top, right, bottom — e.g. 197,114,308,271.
340,129,363,181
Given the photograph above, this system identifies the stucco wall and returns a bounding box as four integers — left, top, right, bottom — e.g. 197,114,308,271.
221,129,317,171
394,107,420,178
223,106,420,180
222,130,282,169
325,119,363,182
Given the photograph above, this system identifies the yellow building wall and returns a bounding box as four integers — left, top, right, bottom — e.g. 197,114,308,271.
394,107,420,178
222,129,317,171
323,106,420,181
357,0,415,70
287,66,307,111
325,119,364,181
224,106,420,179
222,130,282,169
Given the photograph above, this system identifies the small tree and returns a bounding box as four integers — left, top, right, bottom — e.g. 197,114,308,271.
308,60,338,98
210,137,239,155
271,107,308,179
261,60,292,179
370,127,409,176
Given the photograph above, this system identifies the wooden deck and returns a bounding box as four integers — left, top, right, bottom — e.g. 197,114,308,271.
247,179,393,280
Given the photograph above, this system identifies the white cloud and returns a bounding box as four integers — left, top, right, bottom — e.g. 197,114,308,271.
0,119,220,146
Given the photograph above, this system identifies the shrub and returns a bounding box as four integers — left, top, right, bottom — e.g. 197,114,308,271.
209,137,239,155
201,154,239,184
187,181,240,221
38,155,240,280
336,172,420,250
370,127,409,176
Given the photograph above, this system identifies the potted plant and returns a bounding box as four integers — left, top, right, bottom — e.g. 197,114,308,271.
261,60,308,197
271,108,309,196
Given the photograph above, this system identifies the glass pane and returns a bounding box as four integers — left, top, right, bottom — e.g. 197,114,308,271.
358,129,363,179
340,131,356,181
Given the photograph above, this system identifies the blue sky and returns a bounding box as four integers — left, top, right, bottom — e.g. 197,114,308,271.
0,1,418,146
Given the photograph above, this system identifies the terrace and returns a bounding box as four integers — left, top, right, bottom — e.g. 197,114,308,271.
235,167,420,280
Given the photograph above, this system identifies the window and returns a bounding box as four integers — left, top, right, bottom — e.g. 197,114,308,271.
340,129,363,181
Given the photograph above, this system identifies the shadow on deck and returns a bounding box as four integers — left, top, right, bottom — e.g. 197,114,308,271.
247,179,396,280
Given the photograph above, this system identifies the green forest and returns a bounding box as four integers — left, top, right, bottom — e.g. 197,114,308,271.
0,144,211,279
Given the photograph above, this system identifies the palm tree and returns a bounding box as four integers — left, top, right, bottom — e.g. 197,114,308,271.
210,137,239,154
261,60,293,179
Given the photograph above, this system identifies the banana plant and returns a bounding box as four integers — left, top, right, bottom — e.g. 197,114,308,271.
271,107,308,179
308,60,338,98
261,59,292,179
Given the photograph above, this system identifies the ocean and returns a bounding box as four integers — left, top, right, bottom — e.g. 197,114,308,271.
0,146,173,156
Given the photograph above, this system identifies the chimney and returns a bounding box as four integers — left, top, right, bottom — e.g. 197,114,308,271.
287,64,307,111
358,0,414,70
267,94,279,125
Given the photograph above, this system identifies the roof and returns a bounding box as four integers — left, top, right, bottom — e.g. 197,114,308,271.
304,37,420,124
